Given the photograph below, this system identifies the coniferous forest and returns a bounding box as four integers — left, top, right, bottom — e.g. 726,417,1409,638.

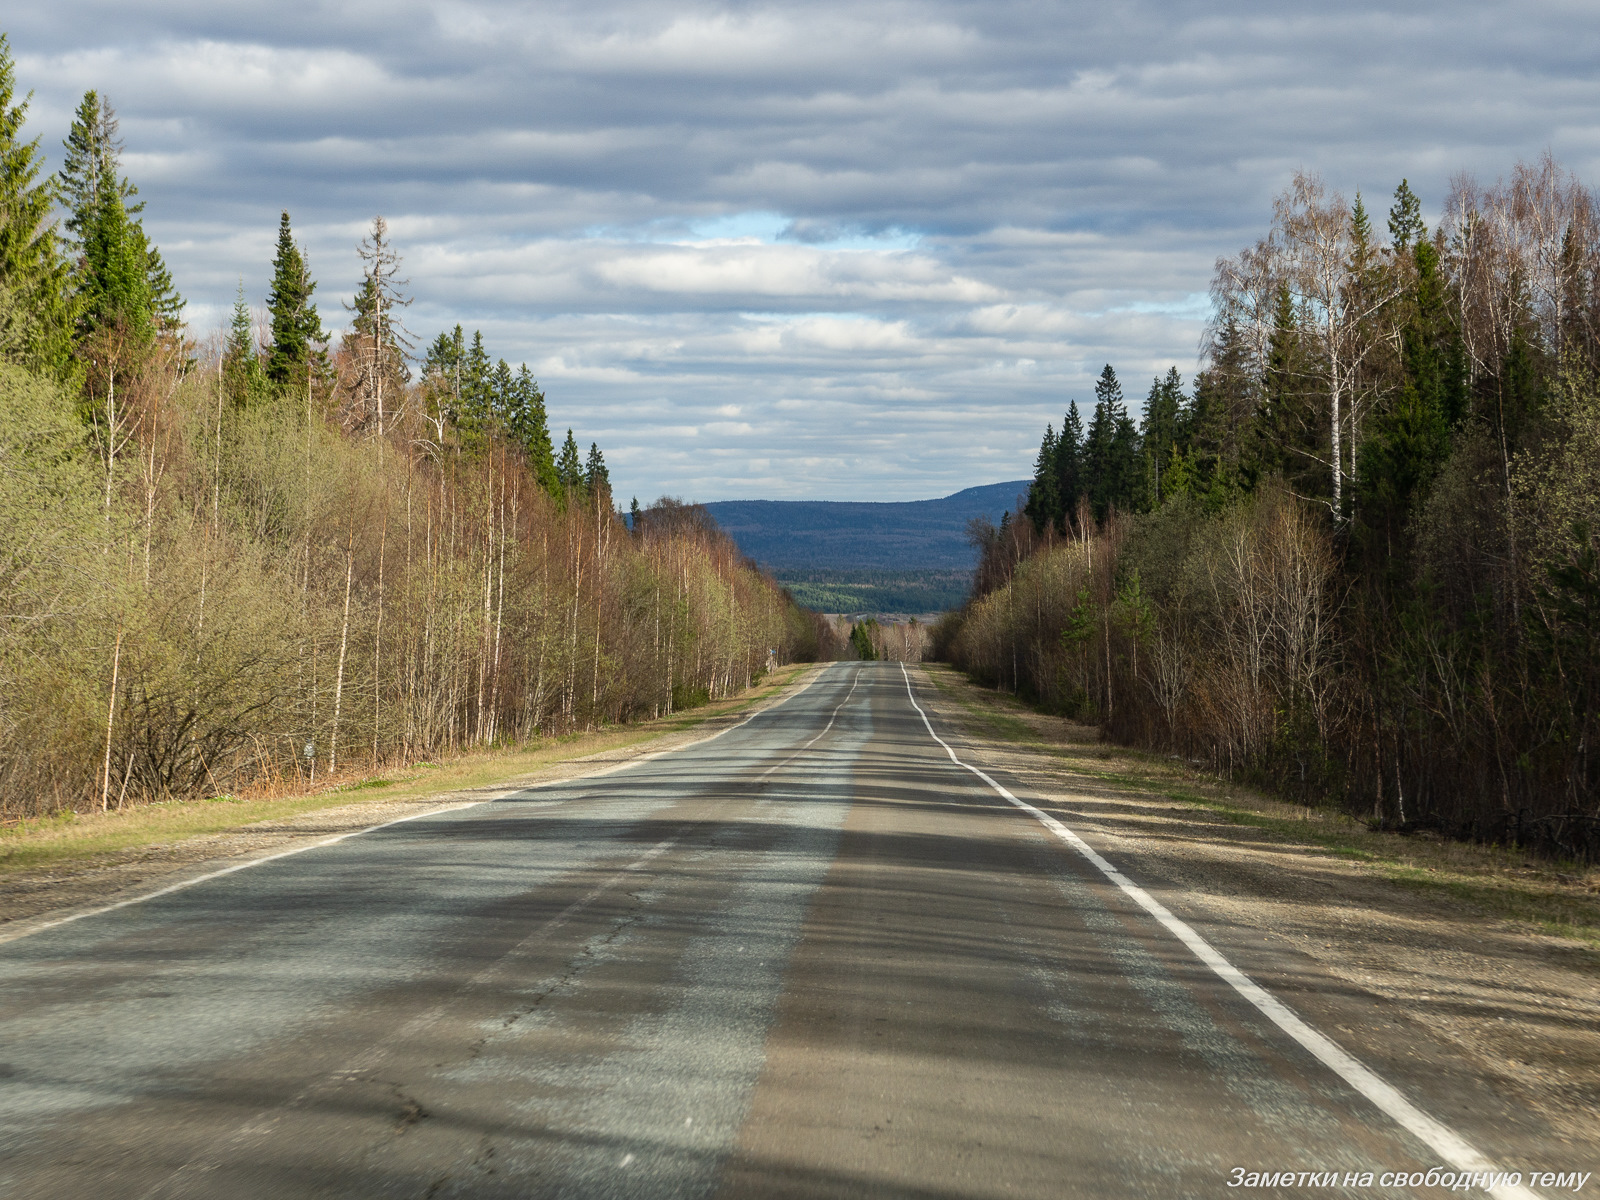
0,41,827,818
939,163,1600,860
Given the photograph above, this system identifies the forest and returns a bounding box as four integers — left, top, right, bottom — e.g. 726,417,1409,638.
938,161,1600,860
0,40,829,820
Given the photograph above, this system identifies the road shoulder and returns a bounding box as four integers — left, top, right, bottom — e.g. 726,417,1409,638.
908,662,1600,1152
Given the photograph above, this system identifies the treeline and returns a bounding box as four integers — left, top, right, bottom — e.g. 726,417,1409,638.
941,159,1600,860
776,568,972,616
0,40,824,818
846,618,928,662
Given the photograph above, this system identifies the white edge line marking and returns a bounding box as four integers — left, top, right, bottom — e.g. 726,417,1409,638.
0,664,833,948
898,663,1541,1200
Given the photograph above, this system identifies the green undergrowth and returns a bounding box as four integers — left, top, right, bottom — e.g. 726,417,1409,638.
921,663,1600,948
1,664,813,876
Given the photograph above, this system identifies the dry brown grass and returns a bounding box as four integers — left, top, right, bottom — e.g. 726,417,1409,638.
923,663,1600,946
0,664,812,877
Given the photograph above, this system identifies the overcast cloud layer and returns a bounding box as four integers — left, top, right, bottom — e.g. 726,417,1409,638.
10,2,1600,500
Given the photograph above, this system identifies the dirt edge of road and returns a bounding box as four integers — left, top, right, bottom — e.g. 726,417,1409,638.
0,663,826,943
911,662,1600,1151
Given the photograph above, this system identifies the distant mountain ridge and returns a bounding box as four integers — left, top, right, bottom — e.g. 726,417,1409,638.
700,480,1029,571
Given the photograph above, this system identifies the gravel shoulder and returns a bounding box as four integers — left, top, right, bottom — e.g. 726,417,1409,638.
0,664,824,944
914,663,1600,1149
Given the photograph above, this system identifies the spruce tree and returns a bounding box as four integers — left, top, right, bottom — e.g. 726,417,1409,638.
459,330,492,428
145,243,184,336
60,91,122,248
0,36,76,381
1054,401,1084,527
60,90,181,343
556,429,584,497
222,281,263,406
1024,423,1059,533
421,324,464,422
1109,405,1140,513
585,442,610,496
78,181,151,342
1188,321,1257,507
1388,179,1425,253
1084,365,1136,519
849,621,879,661
453,353,515,455
421,327,460,383
1083,394,1114,521
490,357,515,418
1355,237,1461,569
1253,284,1315,494
1139,369,1182,508
504,363,558,494
264,211,326,386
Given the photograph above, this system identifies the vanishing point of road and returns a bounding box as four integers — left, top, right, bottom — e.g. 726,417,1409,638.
0,664,1567,1198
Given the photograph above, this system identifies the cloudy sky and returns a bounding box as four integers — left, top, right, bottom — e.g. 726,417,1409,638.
9,2,1599,500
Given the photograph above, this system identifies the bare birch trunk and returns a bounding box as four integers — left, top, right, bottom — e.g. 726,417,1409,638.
103,366,117,518
1329,351,1343,512
591,493,605,717
197,376,224,644
567,520,583,728
476,482,493,743
330,524,355,774
372,512,386,766
100,624,123,812
487,472,507,742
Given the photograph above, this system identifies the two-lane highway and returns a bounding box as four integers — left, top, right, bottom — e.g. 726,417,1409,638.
0,664,1564,1198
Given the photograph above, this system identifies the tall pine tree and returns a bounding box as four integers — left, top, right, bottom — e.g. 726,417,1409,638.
1387,179,1425,253
504,363,558,494
1251,283,1319,495
556,428,585,498
1355,227,1464,571
1024,423,1059,533
223,280,263,407
0,36,76,381
1084,365,1138,519
1055,401,1084,527
490,357,515,421
59,90,180,343
457,330,492,431
264,211,326,386
1187,320,1257,507
585,442,610,497
1139,368,1183,509
59,91,119,248
421,324,465,426
78,180,150,342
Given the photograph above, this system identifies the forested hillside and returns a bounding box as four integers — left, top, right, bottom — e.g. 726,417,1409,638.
701,481,1029,570
0,41,825,819
940,163,1600,860
700,481,1027,614
770,569,975,615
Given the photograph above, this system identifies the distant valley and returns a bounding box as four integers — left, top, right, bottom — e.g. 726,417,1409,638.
699,480,1029,614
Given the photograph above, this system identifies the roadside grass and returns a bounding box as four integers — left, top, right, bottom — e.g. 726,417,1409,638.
920,663,1600,948
0,664,813,876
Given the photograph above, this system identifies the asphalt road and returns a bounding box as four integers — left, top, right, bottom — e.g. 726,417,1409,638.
0,663,1570,1199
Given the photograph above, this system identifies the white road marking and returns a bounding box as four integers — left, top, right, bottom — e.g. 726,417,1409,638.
0,665,830,948
898,662,1542,1200
756,666,861,782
